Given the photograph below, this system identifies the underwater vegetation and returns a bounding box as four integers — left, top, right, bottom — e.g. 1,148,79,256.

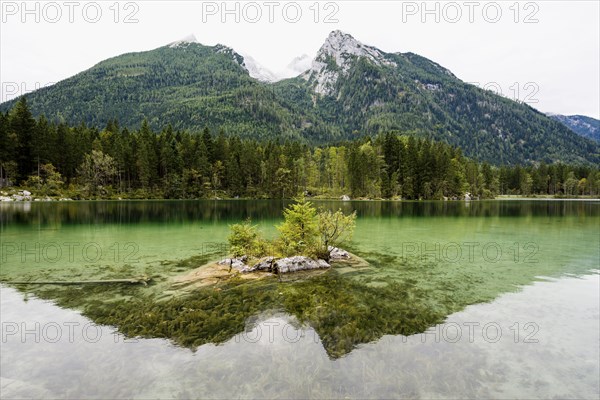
8,245,526,360
7,235,597,359
23,266,449,359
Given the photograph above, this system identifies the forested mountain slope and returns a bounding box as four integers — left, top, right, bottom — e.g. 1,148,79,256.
549,114,600,143
1,31,597,165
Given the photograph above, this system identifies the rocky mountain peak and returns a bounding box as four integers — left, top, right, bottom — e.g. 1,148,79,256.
303,30,396,95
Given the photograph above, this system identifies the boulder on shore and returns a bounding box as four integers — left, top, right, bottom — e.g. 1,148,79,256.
274,256,330,274
252,257,276,271
340,195,351,201
217,257,249,272
328,246,351,260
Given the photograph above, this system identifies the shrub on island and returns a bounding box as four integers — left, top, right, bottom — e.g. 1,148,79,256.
225,196,356,273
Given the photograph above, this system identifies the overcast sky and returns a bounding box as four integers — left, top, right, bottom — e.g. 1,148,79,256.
1,0,599,117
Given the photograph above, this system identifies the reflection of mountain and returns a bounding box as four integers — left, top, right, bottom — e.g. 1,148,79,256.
3,275,598,398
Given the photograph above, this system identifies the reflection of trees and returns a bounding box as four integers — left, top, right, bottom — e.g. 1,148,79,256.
26,267,447,360
313,200,599,219
1,200,598,228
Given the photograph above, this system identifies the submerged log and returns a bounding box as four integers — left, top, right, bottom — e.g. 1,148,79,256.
1,276,151,286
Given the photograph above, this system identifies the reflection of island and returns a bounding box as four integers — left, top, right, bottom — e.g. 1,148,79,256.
14,253,444,359
13,241,595,359
4,273,599,399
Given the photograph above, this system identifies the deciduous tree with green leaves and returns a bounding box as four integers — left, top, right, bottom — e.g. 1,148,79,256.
24,163,64,196
317,208,357,260
78,150,117,196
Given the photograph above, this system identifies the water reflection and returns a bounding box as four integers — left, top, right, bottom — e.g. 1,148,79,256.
1,200,598,227
2,273,598,399
1,200,598,362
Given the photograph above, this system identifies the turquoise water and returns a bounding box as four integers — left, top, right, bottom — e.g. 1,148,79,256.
0,200,598,398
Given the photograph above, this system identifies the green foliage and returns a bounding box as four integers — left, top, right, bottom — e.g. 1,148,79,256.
227,201,357,260
0,98,598,199
317,209,357,259
9,97,37,180
227,219,268,258
24,163,64,196
77,150,118,196
276,196,319,257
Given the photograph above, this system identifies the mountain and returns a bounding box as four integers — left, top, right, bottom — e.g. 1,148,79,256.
1,31,598,165
548,114,600,143
302,30,401,96
166,34,200,48
275,31,598,164
239,54,278,82
240,54,313,82
0,37,316,140
281,54,313,79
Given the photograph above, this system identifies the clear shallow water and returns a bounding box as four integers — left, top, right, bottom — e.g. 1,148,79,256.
0,200,599,398
1,274,598,399
1,200,597,279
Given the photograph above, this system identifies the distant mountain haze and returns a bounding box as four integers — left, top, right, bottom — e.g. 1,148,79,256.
548,114,600,143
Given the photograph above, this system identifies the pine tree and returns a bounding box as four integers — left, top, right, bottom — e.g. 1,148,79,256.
137,120,158,189
276,196,319,257
0,112,17,185
10,97,37,181
201,127,214,164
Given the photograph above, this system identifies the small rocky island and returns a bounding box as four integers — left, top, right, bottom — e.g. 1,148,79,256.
218,246,352,274
171,246,367,291
172,197,361,290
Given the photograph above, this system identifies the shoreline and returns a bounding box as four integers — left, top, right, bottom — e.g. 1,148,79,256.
1,195,599,203
1,187,600,203
493,196,600,201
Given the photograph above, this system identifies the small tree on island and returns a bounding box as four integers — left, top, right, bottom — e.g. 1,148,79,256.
227,219,269,258
316,208,357,261
276,196,320,257
227,197,357,261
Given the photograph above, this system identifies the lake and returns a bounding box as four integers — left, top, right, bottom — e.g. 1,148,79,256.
1,200,599,399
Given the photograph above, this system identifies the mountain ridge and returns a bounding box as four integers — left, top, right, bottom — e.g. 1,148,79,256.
548,114,600,143
1,30,598,165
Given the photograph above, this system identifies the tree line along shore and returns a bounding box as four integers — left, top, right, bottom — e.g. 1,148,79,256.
2,98,599,201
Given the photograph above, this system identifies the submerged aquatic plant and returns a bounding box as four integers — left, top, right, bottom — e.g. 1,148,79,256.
8,239,562,359
15,250,453,359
